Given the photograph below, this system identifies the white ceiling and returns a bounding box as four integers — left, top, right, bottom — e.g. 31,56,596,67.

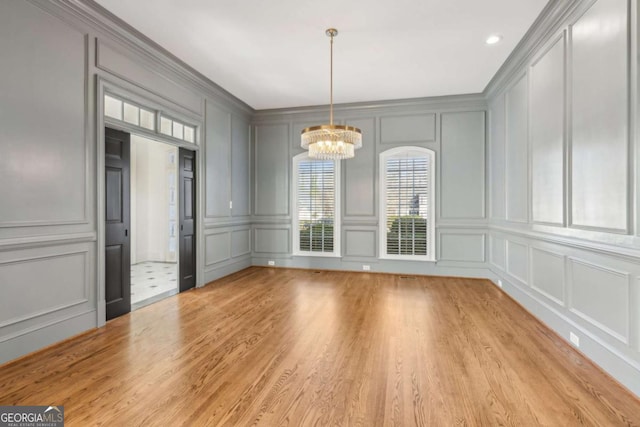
94,0,548,110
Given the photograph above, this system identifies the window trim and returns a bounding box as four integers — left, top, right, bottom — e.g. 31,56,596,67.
379,146,436,261
292,152,341,257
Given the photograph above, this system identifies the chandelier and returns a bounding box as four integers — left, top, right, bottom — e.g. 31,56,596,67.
301,28,362,160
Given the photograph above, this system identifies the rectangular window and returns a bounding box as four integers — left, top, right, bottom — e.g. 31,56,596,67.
380,148,434,260
160,116,173,136
123,103,140,126
294,155,339,256
104,95,123,120
184,126,195,143
104,93,158,132
140,108,155,130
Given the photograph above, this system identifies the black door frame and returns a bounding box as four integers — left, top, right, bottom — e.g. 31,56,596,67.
105,127,131,320
178,148,197,292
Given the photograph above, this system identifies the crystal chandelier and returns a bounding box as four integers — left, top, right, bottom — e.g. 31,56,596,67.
301,28,362,160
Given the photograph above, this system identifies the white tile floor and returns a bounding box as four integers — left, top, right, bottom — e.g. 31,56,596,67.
131,261,178,306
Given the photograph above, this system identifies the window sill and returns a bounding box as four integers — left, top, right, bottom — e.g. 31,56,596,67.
293,252,342,258
378,255,436,262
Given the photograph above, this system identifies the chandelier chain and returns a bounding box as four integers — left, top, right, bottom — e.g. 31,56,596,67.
329,31,334,125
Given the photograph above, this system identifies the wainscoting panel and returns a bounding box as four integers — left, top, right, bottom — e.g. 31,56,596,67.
344,229,376,258
254,227,290,254
0,240,95,364
231,229,251,258
205,232,231,266
439,233,485,262
0,250,88,327
490,235,506,270
506,240,528,284
569,258,629,344
530,247,565,305
380,113,436,144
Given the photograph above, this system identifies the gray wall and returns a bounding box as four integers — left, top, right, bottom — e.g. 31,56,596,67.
203,101,252,281
0,0,252,363
486,0,640,396
251,97,489,277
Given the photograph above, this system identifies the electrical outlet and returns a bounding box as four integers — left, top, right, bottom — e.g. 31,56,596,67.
497,279,503,288
362,265,371,271
268,260,275,266
570,332,580,347
229,201,233,209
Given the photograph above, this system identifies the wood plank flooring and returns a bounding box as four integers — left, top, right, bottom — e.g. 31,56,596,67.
1,267,639,426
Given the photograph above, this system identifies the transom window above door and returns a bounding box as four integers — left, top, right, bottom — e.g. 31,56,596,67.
103,93,196,143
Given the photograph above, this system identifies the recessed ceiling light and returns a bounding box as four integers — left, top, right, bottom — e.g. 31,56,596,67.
486,35,503,45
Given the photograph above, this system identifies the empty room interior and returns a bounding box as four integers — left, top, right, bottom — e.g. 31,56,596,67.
2,0,640,425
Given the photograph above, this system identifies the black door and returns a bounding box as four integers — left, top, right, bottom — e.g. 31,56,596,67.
179,148,196,292
105,128,131,320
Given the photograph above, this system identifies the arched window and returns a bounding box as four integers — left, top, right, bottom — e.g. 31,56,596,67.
379,147,435,261
292,153,341,256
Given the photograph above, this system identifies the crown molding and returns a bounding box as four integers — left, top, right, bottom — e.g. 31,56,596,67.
253,93,488,121
483,0,589,100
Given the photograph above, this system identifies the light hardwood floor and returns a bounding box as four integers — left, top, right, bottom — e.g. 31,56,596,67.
1,267,639,426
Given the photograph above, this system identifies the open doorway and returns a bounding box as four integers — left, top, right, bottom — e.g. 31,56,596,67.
130,135,179,309
105,126,197,321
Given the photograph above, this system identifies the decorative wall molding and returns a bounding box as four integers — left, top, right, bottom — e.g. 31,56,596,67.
567,257,630,345
437,232,486,263
0,250,90,328
506,240,529,285
253,94,487,121
0,22,90,229
488,267,640,397
530,247,566,306
483,0,589,99
0,232,96,251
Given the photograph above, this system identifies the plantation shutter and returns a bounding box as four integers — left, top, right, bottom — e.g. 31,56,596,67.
385,155,430,256
297,159,335,253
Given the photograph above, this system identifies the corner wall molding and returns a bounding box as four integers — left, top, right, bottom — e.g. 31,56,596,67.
483,0,589,99
252,94,488,121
